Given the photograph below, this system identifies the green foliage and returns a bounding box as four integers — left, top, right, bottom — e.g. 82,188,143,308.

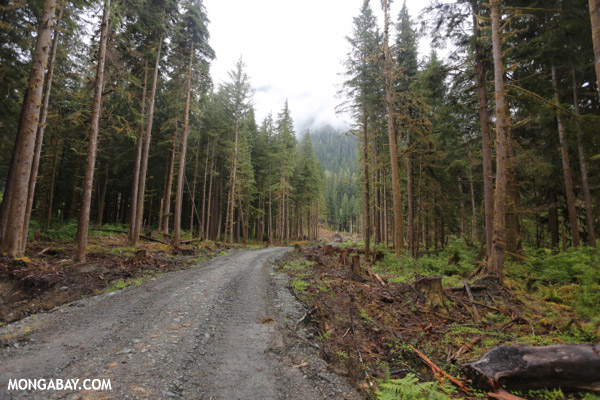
291,279,309,292
506,247,600,321
377,374,453,400
104,280,129,292
374,237,475,285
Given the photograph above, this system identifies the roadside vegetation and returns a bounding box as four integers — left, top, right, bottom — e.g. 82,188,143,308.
278,238,599,400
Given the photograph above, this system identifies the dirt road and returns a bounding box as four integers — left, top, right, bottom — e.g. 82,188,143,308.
0,248,359,399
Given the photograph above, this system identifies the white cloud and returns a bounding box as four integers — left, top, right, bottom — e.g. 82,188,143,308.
203,0,433,133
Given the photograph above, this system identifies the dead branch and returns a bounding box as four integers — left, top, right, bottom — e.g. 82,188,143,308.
408,344,470,393
464,281,481,322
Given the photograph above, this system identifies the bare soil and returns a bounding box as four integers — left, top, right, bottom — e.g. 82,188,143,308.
0,236,228,324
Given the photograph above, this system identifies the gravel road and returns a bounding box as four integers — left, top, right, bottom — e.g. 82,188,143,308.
0,247,359,399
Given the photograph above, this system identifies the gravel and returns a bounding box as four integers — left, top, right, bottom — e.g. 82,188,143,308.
0,247,360,399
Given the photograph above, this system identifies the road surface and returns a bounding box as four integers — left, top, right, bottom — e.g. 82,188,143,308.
0,247,359,399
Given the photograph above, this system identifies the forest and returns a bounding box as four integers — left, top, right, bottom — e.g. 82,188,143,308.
1,0,600,398
0,0,323,261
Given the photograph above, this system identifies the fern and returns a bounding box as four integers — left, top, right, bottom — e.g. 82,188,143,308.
377,374,453,400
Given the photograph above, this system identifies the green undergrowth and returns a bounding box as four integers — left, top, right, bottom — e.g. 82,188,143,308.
372,237,477,288
505,247,600,322
373,238,599,343
377,373,456,400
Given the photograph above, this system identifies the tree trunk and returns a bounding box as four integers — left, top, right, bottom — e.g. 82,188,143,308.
75,0,110,262
268,186,273,244
161,133,177,235
97,162,109,225
382,0,404,255
172,44,194,246
572,69,596,247
506,135,521,255
468,154,478,244
0,0,56,257
589,0,600,99
227,120,240,244
199,140,210,239
551,65,580,247
407,132,415,257
470,0,495,260
204,149,215,240
486,0,509,282
189,135,201,236
20,7,63,252
375,146,381,244
44,138,59,230
133,37,162,245
464,344,600,392
129,60,148,242
361,107,371,258
549,189,560,248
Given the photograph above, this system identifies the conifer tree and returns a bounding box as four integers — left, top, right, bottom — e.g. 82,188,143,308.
0,0,56,257
342,0,380,257
75,0,111,262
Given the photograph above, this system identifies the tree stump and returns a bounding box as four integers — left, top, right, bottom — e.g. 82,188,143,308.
338,248,348,267
350,254,368,280
463,344,600,392
324,244,333,256
412,276,447,308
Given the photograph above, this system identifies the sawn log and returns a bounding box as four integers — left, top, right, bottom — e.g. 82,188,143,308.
463,344,600,392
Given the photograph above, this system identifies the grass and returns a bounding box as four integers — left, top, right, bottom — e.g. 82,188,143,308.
291,279,309,292
102,272,158,293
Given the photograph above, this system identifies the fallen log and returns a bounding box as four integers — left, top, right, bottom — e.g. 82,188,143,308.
463,281,481,322
463,344,600,392
446,284,487,292
90,228,166,244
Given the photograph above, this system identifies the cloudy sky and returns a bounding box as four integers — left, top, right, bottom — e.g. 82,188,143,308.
202,0,433,133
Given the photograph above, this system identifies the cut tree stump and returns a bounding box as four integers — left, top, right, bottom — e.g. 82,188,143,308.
412,276,447,308
350,254,368,280
463,344,600,392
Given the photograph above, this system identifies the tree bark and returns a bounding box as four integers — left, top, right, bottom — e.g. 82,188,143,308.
464,344,600,392
0,0,56,256
361,106,371,258
97,162,109,225
189,135,201,236
572,69,596,247
172,43,194,246
20,7,63,251
549,188,560,248
133,38,162,245
486,0,509,282
589,0,600,99
470,0,494,260
551,65,580,247
407,132,415,257
381,0,404,255
43,138,59,230
161,132,177,234
129,60,148,242
75,0,110,262
199,140,210,239
468,153,477,243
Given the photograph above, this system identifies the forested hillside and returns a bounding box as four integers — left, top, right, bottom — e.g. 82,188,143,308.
309,126,361,232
